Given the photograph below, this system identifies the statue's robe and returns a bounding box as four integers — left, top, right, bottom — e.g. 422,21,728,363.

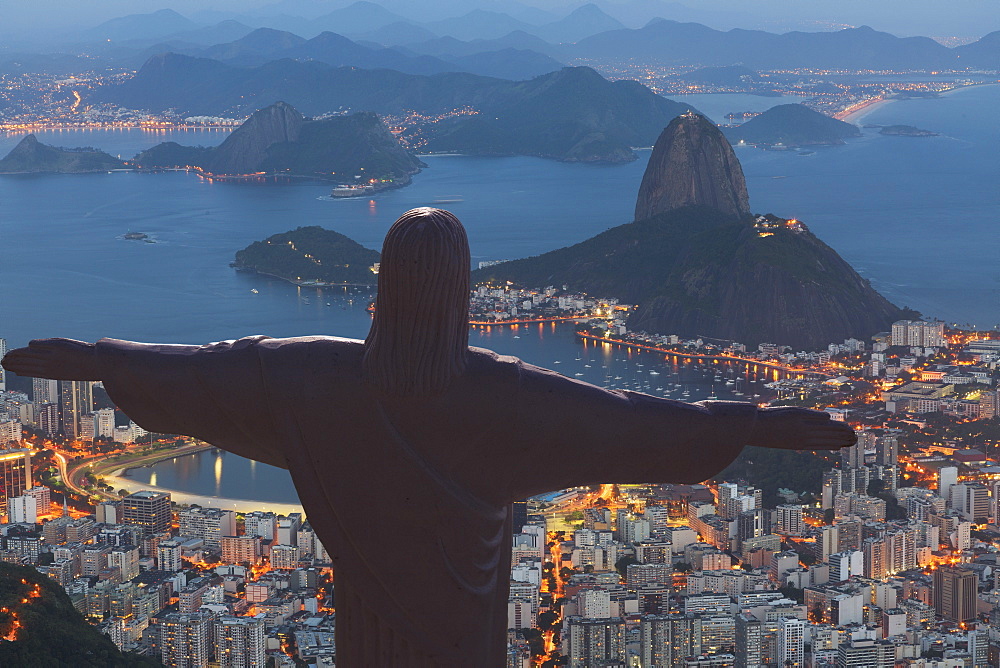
96,335,757,666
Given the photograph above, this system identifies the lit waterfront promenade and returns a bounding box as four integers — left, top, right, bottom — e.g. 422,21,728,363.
576,331,831,380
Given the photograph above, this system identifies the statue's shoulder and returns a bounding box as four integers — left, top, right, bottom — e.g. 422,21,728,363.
466,346,523,381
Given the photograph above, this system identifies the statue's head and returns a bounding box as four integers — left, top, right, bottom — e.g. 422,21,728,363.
363,207,470,397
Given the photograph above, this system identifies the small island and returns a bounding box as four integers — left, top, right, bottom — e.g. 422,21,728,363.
878,124,939,137
233,226,381,286
0,135,125,174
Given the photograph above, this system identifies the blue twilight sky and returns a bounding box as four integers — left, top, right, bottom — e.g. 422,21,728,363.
0,0,997,43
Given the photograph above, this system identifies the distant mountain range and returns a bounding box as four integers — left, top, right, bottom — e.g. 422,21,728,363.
568,20,997,70
61,3,1000,73
186,27,563,79
101,61,694,162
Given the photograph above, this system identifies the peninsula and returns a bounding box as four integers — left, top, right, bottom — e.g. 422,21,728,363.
0,135,125,174
474,113,906,349
723,103,861,147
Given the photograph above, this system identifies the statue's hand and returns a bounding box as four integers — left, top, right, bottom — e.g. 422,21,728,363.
1,338,101,380
748,406,856,451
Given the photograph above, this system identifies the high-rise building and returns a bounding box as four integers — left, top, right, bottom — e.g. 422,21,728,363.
0,338,6,391
0,448,32,512
179,507,236,549
158,540,183,572
9,495,37,523
778,617,805,667
107,545,140,582
59,380,93,439
160,612,213,668
566,616,625,668
639,614,702,667
933,565,977,623
94,408,115,439
37,402,59,436
938,466,958,502
215,616,266,668
735,613,763,668
776,505,804,536
875,433,898,466
32,378,58,405
121,491,171,535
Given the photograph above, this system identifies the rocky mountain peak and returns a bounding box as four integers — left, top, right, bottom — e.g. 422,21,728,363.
634,111,751,221
205,101,305,175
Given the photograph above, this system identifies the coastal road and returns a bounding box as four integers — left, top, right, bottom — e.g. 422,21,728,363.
63,441,213,500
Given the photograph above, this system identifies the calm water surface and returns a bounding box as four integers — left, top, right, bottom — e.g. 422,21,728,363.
3,88,998,502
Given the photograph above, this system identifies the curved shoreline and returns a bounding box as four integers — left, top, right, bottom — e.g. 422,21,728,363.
99,444,304,514
105,470,305,514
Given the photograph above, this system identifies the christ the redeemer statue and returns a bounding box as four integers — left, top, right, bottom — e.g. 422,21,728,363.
3,207,855,666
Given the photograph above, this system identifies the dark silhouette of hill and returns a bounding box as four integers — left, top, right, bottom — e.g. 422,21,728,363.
78,9,198,43
0,563,160,667
954,30,1000,68
723,104,862,146
0,135,124,173
234,226,381,284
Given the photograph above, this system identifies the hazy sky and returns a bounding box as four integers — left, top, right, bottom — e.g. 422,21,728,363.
1,0,997,44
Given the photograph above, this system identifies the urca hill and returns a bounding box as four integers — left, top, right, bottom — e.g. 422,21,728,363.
135,101,423,185
474,112,906,349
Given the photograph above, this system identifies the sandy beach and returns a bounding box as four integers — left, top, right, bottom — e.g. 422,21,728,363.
105,469,305,515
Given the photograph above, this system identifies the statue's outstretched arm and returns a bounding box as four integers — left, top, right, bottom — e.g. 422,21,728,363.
506,362,855,499
2,336,287,469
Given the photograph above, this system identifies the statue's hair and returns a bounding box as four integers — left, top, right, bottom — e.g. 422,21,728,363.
363,208,470,397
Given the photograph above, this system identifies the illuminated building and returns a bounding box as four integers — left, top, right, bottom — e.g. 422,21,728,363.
121,491,171,536
735,613,763,668
639,614,702,667
32,377,58,404
58,379,93,439
933,565,977,623
0,448,31,512
778,617,805,667
221,536,261,565
107,544,140,582
8,495,36,523
215,615,266,668
776,505,804,536
0,338,5,390
157,540,182,572
159,612,212,668
565,616,625,668
836,638,895,667
37,402,59,436
270,544,300,570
